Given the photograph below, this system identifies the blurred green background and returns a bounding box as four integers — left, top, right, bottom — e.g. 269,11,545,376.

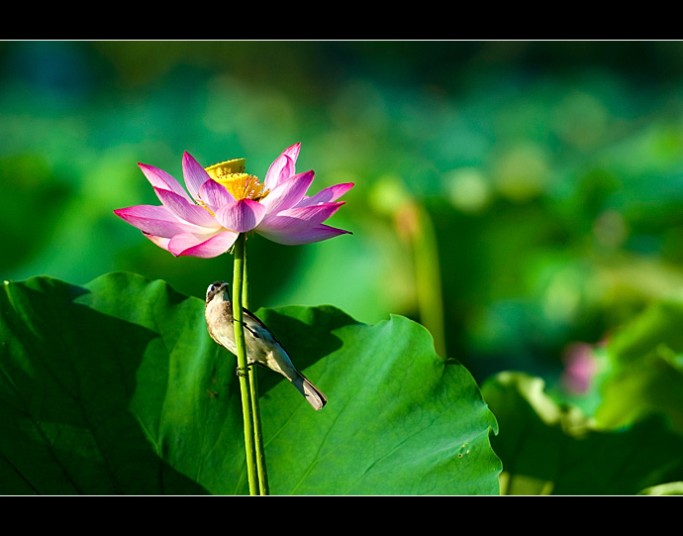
4,40,683,388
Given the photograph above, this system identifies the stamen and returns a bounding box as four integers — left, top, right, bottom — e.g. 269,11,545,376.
213,173,268,201
198,200,216,216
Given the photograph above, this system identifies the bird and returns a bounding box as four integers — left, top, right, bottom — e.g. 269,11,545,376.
205,281,327,410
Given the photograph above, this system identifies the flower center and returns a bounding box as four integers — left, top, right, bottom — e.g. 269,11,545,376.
205,158,269,201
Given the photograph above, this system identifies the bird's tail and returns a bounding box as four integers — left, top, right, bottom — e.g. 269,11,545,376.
292,372,327,411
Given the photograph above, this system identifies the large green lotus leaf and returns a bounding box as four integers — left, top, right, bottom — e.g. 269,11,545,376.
595,300,683,433
483,372,683,495
0,272,500,495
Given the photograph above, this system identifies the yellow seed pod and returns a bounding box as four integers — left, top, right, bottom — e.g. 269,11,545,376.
205,158,247,179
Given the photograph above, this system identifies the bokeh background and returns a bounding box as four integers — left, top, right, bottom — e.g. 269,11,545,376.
4,40,683,393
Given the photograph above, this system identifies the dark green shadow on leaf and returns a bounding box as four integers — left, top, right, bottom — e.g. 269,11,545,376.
0,275,208,494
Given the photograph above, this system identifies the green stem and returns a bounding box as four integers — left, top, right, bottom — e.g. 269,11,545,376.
413,204,446,357
232,233,258,495
249,360,269,494
241,242,269,495
242,248,249,307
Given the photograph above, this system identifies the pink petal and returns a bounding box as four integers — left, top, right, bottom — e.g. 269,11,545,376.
261,170,315,214
143,233,171,251
257,223,351,245
182,152,212,202
114,205,203,237
214,199,267,233
168,231,239,258
264,142,301,190
295,182,354,207
198,178,236,211
138,163,192,202
260,202,345,233
282,142,301,161
257,202,349,244
153,187,219,228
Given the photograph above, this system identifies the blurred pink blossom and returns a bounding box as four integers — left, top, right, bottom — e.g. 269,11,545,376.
561,343,597,394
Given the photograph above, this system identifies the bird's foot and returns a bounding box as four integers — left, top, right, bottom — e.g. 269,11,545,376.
235,365,252,377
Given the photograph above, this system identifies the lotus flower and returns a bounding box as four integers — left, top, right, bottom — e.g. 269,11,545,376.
114,143,353,258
